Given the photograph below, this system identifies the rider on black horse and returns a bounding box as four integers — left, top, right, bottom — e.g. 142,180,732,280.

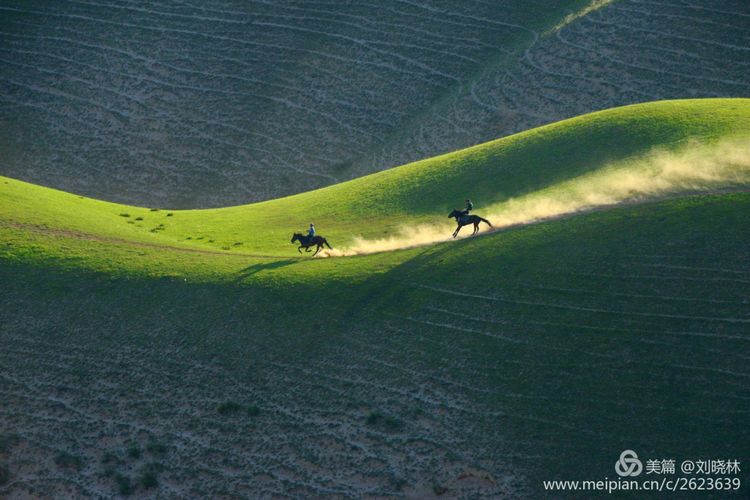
448,198,491,238
291,223,332,256
306,223,316,244
459,199,473,220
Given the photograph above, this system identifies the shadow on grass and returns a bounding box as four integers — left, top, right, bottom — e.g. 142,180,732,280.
234,259,298,283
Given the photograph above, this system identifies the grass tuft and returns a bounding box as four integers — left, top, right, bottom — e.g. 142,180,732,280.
115,473,133,495
140,470,158,489
366,411,401,430
146,442,167,456
217,401,243,415
126,445,141,460
0,433,19,452
0,464,10,486
54,451,83,469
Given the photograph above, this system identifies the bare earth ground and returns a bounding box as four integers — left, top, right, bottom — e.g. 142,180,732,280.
362,0,750,177
1,0,749,207
1,274,522,498
2,215,749,497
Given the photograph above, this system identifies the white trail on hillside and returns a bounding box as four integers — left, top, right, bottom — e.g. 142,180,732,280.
320,138,750,257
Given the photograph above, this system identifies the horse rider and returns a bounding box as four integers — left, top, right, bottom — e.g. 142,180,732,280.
460,199,473,219
306,223,316,244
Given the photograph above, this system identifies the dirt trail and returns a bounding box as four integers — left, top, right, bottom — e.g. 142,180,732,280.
322,139,750,257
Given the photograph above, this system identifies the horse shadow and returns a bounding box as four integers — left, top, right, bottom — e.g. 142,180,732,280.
234,259,297,283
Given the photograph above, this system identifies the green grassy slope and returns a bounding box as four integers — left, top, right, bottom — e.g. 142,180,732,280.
2,193,749,497
1,99,749,496
2,98,750,267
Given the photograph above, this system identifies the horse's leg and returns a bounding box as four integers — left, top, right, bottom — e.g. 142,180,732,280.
312,244,321,256
298,245,303,253
473,222,479,235
453,224,462,238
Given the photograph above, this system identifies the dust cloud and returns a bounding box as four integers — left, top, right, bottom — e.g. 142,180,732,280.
321,138,750,257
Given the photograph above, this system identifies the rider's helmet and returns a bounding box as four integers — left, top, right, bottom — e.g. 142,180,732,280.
310,223,314,227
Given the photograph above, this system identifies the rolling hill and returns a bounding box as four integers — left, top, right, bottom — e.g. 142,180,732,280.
1,99,749,497
2,0,749,207
2,98,749,265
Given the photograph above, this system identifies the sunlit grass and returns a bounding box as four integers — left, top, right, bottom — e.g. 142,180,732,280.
1,98,749,280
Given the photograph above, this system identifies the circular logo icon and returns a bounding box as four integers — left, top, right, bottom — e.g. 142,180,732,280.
615,450,643,477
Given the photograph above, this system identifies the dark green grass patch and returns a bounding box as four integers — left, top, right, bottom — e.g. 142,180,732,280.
146,442,168,456
54,451,83,470
115,474,133,495
366,411,401,431
126,445,141,460
0,464,10,486
217,401,243,415
218,401,261,417
140,470,158,489
0,433,19,453
139,462,163,489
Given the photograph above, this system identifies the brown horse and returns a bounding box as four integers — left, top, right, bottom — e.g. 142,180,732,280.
448,209,492,238
291,233,333,256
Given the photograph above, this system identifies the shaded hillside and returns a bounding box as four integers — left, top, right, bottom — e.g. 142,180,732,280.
362,0,750,174
1,193,749,497
2,0,749,207
1,100,749,497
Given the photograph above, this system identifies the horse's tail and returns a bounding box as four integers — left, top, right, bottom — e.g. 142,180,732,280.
479,217,492,227
324,238,333,249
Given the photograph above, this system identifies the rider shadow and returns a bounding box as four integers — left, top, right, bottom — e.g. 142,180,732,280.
234,259,297,283
339,242,457,319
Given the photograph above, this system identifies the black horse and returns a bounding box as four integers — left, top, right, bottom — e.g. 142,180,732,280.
291,233,333,256
448,209,492,238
